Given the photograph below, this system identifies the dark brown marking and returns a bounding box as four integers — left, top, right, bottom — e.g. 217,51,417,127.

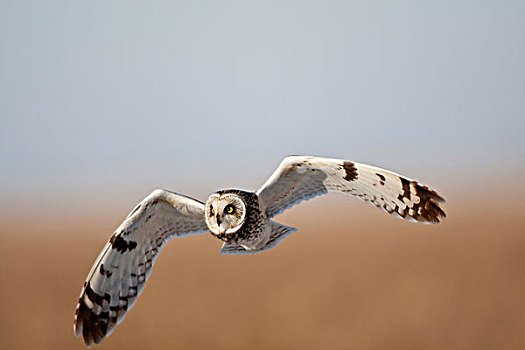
85,282,111,306
413,183,446,222
376,173,386,185
393,204,408,218
110,234,138,253
76,297,112,346
394,178,446,223
343,161,358,182
399,205,408,218
99,264,112,278
398,177,411,202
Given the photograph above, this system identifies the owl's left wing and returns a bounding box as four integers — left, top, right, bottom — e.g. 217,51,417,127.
256,156,445,223
74,189,207,346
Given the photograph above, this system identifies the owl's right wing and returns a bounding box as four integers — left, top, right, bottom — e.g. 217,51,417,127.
256,156,445,223
74,189,208,347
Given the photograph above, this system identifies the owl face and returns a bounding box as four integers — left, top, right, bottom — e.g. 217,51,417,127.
204,193,247,237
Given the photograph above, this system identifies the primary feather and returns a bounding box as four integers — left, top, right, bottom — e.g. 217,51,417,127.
257,156,445,223
74,189,207,346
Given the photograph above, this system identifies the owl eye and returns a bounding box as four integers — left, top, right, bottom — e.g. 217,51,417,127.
210,207,215,215
224,204,236,215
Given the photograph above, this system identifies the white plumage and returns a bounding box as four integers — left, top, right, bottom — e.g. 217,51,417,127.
74,156,445,346
258,156,444,223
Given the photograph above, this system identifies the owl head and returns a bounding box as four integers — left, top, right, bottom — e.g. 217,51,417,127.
204,192,247,239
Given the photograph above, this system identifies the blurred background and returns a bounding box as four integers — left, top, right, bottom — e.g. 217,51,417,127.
1,1,524,349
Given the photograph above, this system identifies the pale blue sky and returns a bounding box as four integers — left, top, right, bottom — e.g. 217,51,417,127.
1,1,524,205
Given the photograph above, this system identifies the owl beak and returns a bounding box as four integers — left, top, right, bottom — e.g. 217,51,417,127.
217,215,227,235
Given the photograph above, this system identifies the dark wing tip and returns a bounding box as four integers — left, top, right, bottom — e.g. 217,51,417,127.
421,199,446,224
414,184,446,224
418,184,446,204
74,283,120,347
74,298,111,347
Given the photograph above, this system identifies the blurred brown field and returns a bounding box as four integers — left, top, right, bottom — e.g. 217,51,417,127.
1,183,525,350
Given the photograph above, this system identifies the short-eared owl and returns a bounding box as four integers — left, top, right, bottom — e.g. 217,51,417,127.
74,156,445,346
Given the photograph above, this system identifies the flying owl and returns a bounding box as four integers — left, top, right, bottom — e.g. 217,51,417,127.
74,156,445,346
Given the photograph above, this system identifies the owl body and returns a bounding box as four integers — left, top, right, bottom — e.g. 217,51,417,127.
204,190,302,253
74,156,446,346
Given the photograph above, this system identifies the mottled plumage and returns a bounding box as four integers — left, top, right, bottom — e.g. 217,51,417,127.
74,155,445,346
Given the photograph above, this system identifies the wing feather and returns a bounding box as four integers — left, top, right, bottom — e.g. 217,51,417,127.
257,156,445,223
74,189,208,346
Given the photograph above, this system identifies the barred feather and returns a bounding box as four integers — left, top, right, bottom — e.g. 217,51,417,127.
257,156,445,223
73,189,207,346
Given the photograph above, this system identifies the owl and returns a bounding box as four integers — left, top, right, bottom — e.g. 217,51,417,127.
74,156,445,346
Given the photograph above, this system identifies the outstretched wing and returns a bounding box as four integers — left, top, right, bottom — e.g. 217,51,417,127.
74,189,208,346
257,156,445,223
